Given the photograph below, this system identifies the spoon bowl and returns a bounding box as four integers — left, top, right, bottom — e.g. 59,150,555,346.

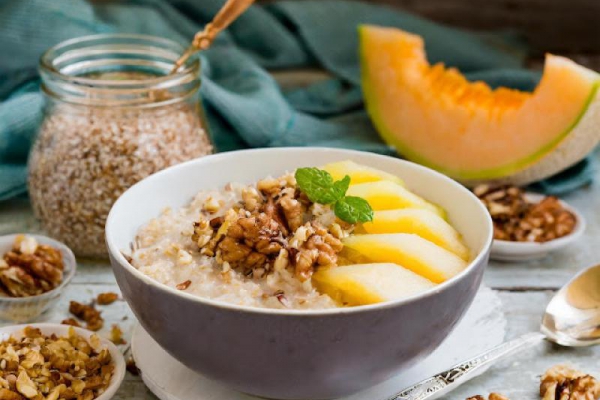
542,264,600,346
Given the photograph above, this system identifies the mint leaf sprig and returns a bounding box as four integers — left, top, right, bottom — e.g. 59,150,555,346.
295,167,373,224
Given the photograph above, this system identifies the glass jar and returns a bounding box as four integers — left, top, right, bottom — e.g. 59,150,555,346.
29,34,213,258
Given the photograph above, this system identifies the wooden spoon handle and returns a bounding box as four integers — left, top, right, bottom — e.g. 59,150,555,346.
197,0,256,48
172,0,255,73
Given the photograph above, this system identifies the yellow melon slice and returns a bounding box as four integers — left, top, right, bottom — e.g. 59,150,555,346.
346,181,445,218
342,234,467,283
313,263,435,306
360,25,600,185
359,209,470,260
321,160,404,186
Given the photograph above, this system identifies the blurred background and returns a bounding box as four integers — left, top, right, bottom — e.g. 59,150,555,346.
257,0,600,70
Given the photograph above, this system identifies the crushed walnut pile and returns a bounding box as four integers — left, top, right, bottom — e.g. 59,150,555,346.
0,326,114,400
191,173,353,282
474,185,577,242
0,235,64,297
467,364,600,400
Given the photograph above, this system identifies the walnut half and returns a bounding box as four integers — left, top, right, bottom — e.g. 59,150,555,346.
541,365,600,400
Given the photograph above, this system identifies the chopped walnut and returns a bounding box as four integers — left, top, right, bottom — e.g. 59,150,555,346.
474,185,577,242
279,195,304,232
97,292,119,305
202,196,222,213
541,365,600,400
192,220,213,248
0,326,114,400
69,301,104,331
126,358,140,375
242,187,263,212
0,235,64,297
192,173,353,281
110,324,126,345
61,318,81,327
176,280,192,290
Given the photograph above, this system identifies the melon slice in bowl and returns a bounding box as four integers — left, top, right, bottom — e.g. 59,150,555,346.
312,263,435,306
321,160,405,185
347,180,445,217
360,25,600,185
342,233,468,284
359,209,470,260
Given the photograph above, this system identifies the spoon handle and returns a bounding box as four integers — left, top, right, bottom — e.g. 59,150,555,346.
386,332,545,400
171,0,255,72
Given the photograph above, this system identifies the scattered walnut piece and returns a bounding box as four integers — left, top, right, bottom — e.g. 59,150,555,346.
541,364,600,400
0,326,114,400
126,358,140,375
0,235,65,297
110,324,126,345
467,395,510,400
69,301,104,331
176,280,192,290
97,292,119,305
61,318,81,327
474,185,576,242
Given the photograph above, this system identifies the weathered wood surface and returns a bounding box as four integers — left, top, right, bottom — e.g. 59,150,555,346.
1,165,600,399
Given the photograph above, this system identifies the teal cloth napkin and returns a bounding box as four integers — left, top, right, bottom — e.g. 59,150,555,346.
0,0,593,200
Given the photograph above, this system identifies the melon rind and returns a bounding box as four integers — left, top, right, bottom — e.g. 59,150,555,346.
460,88,600,186
359,25,600,185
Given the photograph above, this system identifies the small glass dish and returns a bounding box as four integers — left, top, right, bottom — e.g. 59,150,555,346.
490,193,585,262
0,234,76,322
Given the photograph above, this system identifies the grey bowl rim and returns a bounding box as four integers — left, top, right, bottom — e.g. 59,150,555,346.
106,147,493,316
0,233,77,303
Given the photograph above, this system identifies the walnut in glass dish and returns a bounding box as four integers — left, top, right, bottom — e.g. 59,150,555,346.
0,235,64,298
474,185,577,243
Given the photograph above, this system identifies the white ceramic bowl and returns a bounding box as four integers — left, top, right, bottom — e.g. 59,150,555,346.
0,323,126,399
0,234,77,322
106,147,493,399
490,193,585,262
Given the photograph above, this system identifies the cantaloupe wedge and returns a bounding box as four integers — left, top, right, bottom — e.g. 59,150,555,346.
346,181,445,218
360,25,600,185
321,160,404,186
312,263,435,306
359,209,470,260
342,234,467,283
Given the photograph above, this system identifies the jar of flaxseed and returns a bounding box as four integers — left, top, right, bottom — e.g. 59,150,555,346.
29,34,213,258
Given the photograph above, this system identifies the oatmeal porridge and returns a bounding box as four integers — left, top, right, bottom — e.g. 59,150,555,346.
130,161,471,309
131,173,349,309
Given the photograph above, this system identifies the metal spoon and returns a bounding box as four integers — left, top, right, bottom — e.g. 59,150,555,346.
389,264,600,400
171,0,255,73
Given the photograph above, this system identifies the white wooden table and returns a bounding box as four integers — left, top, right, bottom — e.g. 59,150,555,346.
1,164,598,400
